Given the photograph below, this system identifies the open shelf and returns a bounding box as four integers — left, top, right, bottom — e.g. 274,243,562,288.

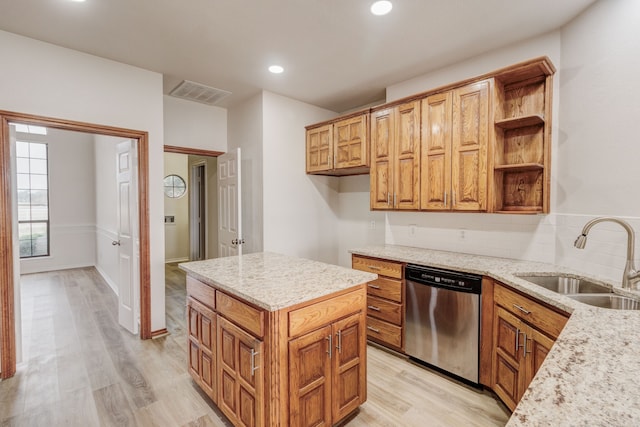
494,163,544,172
495,115,544,130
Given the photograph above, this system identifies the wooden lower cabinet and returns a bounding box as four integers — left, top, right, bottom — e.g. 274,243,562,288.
187,297,217,403
491,282,567,411
218,316,264,427
186,276,367,427
351,255,405,352
289,312,366,427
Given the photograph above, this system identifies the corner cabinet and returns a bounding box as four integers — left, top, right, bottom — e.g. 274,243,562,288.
185,275,368,427
306,112,369,176
491,281,568,411
370,101,421,210
420,80,491,211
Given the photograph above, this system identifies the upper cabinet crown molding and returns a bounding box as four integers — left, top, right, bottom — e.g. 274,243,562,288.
305,56,555,214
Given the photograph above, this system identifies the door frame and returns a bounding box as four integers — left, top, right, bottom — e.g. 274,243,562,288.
0,110,151,378
190,161,207,261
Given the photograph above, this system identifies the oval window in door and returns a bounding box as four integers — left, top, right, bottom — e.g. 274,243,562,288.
163,174,186,198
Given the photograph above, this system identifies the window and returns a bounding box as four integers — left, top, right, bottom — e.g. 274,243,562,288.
164,174,187,198
16,140,50,258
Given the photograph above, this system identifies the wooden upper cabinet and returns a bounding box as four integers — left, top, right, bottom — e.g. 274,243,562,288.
421,92,452,210
370,101,420,210
306,112,369,176
306,124,333,173
420,80,490,211
451,80,490,211
334,114,369,169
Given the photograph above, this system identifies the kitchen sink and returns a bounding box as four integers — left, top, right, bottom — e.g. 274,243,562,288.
517,274,612,294
567,294,640,310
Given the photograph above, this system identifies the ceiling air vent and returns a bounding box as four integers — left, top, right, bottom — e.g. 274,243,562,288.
169,80,231,106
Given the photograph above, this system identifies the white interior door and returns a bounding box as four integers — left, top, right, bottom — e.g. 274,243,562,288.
218,148,242,257
116,139,139,334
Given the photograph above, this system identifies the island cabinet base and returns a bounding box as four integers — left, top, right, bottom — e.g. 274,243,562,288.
186,276,368,427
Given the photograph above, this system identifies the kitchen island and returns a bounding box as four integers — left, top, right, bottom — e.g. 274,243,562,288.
179,252,377,427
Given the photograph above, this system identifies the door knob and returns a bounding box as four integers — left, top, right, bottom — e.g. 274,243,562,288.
112,240,121,246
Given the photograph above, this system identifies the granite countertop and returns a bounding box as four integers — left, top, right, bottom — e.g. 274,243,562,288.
179,252,377,311
350,245,640,426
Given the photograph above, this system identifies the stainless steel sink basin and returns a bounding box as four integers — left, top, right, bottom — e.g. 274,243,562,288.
517,274,612,294
567,294,640,310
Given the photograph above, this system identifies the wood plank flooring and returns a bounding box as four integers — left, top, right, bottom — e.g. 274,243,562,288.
0,264,510,426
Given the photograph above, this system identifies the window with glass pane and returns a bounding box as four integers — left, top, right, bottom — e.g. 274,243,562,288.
16,141,50,258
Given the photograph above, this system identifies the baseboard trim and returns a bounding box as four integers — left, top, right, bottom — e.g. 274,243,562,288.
151,328,169,339
95,265,119,296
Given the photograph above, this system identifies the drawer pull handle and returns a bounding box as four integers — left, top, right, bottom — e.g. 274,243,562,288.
336,330,342,354
326,335,332,359
367,305,381,311
368,284,381,289
250,349,259,376
367,265,381,271
513,304,531,315
367,326,380,333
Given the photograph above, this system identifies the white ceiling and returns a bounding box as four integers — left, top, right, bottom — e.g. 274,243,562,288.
0,0,596,112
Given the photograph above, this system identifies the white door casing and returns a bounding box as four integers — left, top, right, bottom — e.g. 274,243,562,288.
218,148,242,257
116,139,139,334
9,126,22,364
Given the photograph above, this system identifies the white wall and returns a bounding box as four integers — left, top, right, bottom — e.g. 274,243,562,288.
0,30,166,331
554,0,640,281
163,95,227,152
94,135,119,294
164,153,190,262
19,128,97,274
262,91,339,263
227,94,265,255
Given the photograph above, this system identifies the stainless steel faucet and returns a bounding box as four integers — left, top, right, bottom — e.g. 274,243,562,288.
574,217,640,289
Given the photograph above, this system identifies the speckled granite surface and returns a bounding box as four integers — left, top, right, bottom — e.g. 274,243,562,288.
179,252,376,311
350,245,640,426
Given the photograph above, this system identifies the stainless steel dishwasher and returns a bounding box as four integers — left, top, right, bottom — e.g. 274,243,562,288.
405,264,482,384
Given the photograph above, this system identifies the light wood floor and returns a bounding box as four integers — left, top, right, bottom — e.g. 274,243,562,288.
0,264,510,426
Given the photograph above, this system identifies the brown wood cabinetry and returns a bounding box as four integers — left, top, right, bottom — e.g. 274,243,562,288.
187,297,217,403
289,312,366,427
186,276,367,427
370,101,420,210
218,316,264,427
492,60,554,213
491,281,568,411
421,81,490,211
352,255,405,352
306,112,369,176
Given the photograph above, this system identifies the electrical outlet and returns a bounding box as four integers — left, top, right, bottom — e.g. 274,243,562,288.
369,220,376,230
409,224,416,235
460,230,466,240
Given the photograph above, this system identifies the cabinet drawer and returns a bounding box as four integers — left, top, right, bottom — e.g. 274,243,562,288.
494,283,568,339
366,317,402,349
367,295,402,325
352,255,403,279
187,276,216,309
288,289,364,338
216,291,265,338
366,277,403,303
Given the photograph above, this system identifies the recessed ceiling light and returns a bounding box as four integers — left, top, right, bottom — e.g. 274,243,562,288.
268,65,284,74
371,0,392,16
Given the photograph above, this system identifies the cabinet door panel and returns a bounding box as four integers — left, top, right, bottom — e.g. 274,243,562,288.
189,340,200,377
527,328,554,382
335,114,368,169
332,313,366,421
492,307,524,411
289,325,332,427
421,92,452,210
452,80,489,211
217,316,263,427
201,349,216,401
394,101,420,209
370,109,393,209
306,125,333,173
